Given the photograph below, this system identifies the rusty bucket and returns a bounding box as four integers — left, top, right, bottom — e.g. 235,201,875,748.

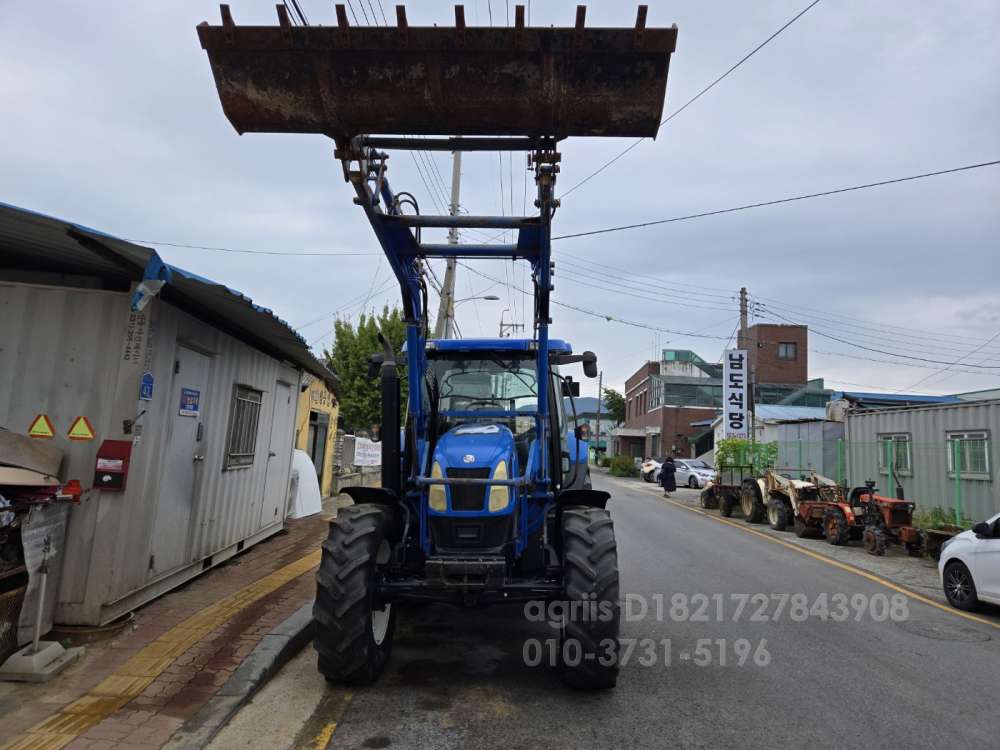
197,5,677,140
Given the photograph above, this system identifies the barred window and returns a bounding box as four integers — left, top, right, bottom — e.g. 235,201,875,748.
878,434,912,474
225,385,263,469
947,431,990,477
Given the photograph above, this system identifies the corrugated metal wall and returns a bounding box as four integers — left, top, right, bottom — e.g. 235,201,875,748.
760,420,845,478
845,401,1000,521
1,282,302,625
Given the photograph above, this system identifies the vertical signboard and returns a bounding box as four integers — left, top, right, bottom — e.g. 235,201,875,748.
723,349,749,439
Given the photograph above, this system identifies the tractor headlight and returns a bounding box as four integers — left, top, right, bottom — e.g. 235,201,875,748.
489,460,511,512
429,461,447,512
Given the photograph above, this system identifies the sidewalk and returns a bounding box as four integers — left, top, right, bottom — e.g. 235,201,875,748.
0,497,348,750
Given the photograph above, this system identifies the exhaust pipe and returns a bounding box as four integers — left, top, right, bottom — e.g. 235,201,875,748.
378,333,401,498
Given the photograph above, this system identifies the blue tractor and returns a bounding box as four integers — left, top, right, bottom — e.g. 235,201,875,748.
198,3,676,688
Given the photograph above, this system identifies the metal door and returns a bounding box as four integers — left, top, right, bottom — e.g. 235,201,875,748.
150,346,210,577
259,381,295,528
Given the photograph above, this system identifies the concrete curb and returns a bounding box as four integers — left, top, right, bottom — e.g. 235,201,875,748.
163,603,315,750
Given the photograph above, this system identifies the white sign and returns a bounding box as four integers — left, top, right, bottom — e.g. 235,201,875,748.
723,349,750,439
353,437,382,466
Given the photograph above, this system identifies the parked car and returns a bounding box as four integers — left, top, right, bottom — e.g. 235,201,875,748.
640,457,714,488
939,512,1000,611
640,457,667,483
674,459,715,489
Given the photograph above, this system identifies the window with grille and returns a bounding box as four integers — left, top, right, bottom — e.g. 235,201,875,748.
878,434,912,475
224,385,263,469
947,431,990,478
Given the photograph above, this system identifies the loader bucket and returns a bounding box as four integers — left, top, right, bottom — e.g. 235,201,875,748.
196,5,677,140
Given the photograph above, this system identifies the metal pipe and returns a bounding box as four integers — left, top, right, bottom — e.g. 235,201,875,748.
386,214,537,229
415,243,522,258
360,136,557,152
30,535,50,655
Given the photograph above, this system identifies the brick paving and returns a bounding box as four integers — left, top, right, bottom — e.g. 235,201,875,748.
0,499,345,750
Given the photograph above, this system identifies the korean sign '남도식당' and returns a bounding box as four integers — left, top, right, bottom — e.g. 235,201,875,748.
723,349,749,439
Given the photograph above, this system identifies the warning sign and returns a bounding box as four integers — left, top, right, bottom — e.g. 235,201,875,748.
67,416,96,441
28,414,55,439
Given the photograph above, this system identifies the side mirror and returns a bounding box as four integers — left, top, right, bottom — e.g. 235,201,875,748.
582,351,598,378
972,521,991,537
561,379,580,397
573,425,585,441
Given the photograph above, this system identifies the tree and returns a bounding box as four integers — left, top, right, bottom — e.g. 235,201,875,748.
602,388,626,425
325,306,408,433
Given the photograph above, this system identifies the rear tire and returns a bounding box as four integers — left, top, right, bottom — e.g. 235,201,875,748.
561,507,620,690
313,504,395,685
823,508,850,546
718,493,735,518
642,471,654,483
740,480,765,524
767,496,790,531
699,488,718,510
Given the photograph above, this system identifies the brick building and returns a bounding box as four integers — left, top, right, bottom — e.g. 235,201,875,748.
612,324,828,460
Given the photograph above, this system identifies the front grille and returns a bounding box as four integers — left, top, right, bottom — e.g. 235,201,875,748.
890,509,911,526
446,468,490,511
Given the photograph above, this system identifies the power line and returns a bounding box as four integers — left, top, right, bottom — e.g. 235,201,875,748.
753,300,1000,359
761,306,1000,370
555,269,737,313
122,238,377,257
553,159,1000,241
751,294,1000,350
557,258,739,303
458,263,734,340
560,0,823,199
898,328,1000,392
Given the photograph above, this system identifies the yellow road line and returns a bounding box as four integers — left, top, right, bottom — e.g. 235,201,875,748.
656,492,1000,631
295,692,353,750
2,550,321,750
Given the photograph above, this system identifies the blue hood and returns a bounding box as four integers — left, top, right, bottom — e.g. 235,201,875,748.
433,423,515,471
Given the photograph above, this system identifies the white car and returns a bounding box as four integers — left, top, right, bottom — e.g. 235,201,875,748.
674,459,716,489
639,457,715,488
939,511,1000,611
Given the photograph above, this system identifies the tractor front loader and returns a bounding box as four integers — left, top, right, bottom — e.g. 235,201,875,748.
197,4,677,689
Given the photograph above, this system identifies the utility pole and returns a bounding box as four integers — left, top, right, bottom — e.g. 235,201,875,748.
738,286,748,347
433,150,462,339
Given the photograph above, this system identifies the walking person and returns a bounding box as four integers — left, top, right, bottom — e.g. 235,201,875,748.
660,456,677,497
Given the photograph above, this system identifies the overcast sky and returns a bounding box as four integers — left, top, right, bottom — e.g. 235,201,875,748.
3,0,999,397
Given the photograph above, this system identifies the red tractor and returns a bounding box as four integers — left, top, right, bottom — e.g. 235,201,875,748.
852,479,925,557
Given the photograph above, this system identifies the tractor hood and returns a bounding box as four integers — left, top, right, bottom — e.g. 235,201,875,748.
434,423,515,471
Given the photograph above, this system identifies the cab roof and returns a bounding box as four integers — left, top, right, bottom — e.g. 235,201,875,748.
423,338,572,354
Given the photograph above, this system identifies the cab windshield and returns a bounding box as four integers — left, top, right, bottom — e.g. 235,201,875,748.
427,355,540,452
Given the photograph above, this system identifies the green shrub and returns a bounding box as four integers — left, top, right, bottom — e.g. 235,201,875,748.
715,438,777,473
608,455,638,477
598,455,612,468
913,506,975,531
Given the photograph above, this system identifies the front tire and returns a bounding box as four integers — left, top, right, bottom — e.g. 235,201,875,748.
740,480,765,524
561,507,620,689
943,561,979,611
823,508,850,546
313,504,395,685
767,496,790,531
863,527,887,556
688,476,699,489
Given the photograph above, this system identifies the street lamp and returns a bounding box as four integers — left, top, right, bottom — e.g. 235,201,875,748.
454,294,500,306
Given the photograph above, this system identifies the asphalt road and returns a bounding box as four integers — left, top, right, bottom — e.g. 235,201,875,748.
211,473,999,750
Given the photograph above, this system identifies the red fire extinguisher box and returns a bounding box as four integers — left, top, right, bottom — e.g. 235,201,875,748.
93,440,132,492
